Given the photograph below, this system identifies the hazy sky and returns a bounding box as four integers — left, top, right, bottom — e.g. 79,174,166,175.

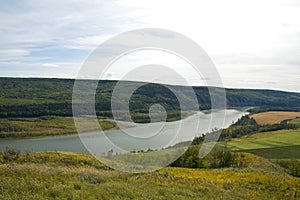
1,0,300,92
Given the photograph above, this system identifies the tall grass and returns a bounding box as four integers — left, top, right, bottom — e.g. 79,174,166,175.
0,151,299,200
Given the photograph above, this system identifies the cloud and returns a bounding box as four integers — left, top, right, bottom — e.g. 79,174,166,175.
103,72,115,79
0,0,142,77
42,63,60,68
0,49,30,61
0,0,300,92
0,61,81,78
64,35,115,50
216,63,300,92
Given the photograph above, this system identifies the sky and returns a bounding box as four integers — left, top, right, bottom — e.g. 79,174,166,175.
0,0,300,92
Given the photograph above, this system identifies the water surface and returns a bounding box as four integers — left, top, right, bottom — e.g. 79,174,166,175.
0,109,247,154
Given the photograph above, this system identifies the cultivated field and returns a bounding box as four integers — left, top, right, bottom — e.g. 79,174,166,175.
226,129,300,151
242,145,300,159
250,111,300,125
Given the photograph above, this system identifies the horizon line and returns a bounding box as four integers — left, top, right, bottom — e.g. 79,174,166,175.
0,75,299,94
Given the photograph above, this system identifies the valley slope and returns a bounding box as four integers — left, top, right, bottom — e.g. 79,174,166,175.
1,77,300,119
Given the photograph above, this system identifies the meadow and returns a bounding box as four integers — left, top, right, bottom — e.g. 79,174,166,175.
225,129,300,150
0,151,299,200
0,116,117,138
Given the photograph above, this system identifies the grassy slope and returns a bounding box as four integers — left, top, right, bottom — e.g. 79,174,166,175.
0,152,299,200
251,111,300,125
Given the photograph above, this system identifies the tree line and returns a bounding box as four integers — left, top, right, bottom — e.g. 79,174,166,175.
2,78,300,121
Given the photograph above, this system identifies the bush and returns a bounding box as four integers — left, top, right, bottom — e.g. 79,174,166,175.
170,146,244,169
274,160,300,177
2,147,20,162
208,150,234,168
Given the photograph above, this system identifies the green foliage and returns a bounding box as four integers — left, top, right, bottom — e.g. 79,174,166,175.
249,106,300,114
171,146,252,169
273,159,300,177
2,147,20,161
226,88,300,108
289,117,300,128
208,149,235,168
258,120,297,132
235,115,257,126
171,145,204,168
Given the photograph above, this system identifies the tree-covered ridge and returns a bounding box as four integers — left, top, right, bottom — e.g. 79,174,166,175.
1,77,300,119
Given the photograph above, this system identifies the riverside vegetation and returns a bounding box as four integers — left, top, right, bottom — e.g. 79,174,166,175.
0,116,117,138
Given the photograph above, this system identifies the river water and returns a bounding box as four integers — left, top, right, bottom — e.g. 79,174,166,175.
0,109,247,154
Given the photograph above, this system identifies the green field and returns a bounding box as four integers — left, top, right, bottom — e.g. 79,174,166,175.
241,145,300,159
225,129,300,151
0,116,117,138
0,152,299,200
218,124,300,178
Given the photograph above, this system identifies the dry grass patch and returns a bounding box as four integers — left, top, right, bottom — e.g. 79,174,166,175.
251,112,300,125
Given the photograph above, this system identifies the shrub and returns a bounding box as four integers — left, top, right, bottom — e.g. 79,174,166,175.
274,160,300,177
2,147,20,162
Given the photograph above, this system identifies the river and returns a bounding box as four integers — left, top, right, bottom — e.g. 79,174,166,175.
0,109,248,154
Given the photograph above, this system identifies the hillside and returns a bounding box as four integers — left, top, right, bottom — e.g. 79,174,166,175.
0,151,299,200
188,112,300,177
1,77,300,119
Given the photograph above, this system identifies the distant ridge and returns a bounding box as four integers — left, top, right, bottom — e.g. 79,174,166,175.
0,77,300,118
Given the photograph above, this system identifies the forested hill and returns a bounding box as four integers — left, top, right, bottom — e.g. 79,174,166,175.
1,77,300,118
